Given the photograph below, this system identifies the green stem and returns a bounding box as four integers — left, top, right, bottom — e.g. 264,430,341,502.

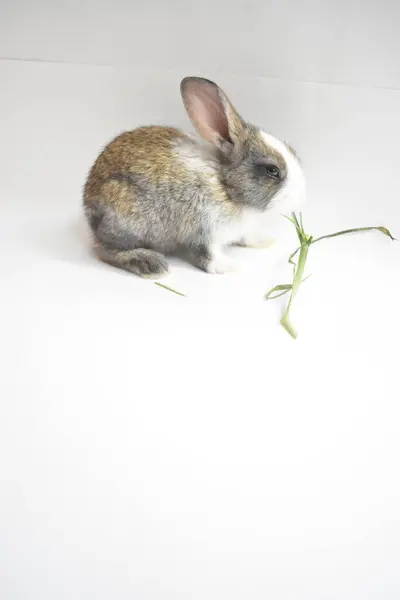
280,241,310,339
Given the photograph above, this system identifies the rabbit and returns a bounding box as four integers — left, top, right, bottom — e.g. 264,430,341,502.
83,77,305,278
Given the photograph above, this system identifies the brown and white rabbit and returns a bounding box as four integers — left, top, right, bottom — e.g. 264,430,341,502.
83,77,305,277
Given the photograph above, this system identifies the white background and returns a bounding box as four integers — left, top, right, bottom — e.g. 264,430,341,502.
1,2,400,599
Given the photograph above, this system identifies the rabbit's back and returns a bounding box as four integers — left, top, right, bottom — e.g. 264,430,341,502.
84,126,230,213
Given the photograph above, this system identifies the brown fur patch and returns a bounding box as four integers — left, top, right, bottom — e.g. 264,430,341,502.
84,126,189,208
100,179,138,215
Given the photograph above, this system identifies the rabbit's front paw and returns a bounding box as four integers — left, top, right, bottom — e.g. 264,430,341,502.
207,254,239,274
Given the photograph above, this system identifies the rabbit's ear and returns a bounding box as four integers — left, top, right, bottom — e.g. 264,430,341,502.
181,77,245,147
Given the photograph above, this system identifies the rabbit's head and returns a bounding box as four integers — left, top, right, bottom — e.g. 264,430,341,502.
181,77,305,215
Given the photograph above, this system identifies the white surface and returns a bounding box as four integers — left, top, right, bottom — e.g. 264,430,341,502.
2,0,400,89
1,56,400,600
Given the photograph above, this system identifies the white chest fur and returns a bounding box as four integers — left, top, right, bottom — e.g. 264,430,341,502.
213,206,282,247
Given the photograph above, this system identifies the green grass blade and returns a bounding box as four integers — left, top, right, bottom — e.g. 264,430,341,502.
265,276,311,301
312,226,397,245
291,212,301,229
154,282,186,297
264,284,293,300
283,214,298,227
289,247,300,266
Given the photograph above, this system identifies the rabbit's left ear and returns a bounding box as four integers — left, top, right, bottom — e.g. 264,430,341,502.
181,77,245,147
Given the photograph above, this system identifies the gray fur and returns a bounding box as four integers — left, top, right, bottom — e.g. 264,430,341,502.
96,245,169,278
85,176,216,274
87,171,216,251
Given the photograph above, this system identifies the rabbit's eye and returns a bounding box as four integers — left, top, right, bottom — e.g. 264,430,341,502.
265,165,280,180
